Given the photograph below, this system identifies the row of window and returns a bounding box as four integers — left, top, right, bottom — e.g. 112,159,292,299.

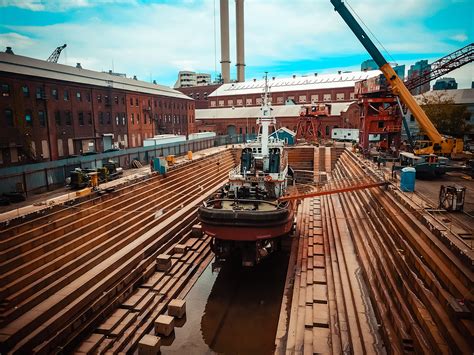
2,109,190,128
1,84,194,111
210,92,355,107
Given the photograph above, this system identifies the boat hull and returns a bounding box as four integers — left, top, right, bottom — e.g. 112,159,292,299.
198,200,296,241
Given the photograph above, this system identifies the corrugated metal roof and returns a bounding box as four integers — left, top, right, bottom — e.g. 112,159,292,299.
195,102,354,120
208,70,381,97
0,53,192,100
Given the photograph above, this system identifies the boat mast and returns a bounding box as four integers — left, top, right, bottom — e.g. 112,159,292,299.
258,72,275,158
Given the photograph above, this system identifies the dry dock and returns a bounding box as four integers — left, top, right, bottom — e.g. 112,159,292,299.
0,145,472,354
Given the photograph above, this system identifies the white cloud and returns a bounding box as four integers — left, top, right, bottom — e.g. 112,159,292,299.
0,32,34,49
450,34,468,42
0,0,135,12
2,0,471,87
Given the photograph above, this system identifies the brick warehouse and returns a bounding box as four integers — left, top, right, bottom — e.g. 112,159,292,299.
191,71,375,137
0,52,195,167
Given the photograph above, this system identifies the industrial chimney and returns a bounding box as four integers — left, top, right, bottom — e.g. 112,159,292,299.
236,0,245,82
220,0,231,83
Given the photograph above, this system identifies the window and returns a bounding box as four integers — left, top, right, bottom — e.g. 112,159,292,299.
378,121,384,128
154,100,157,108
210,101,216,107
105,95,110,105
97,94,102,103
65,111,72,125
256,98,262,105
22,86,29,97
135,98,139,106
228,99,234,106
87,112,92,125
52,88,58,100
277,97,284,104
130,97,133,106
55,111,61,126
299,95,307,103
78,112,84,126
122,97,125,105
36,87,44,99
1,84,10,96
114,96,119,104
38,111,46,127
4,109,13,126
122,113,126,125
106,112,111,124
349,92,355,100
236,99,243,106
246,98,253,106
25,111,33,126
116,115,119,125
325,126,330,136
323,93,331,102
86,92,91,102
76,92,82,102
148,99,151,107
144,114,147,124
131,113,134,124
218,100,225,107
311,94,318,103
336,93,345,101
64,90,69,101
137,113,140,123
99,112,104,124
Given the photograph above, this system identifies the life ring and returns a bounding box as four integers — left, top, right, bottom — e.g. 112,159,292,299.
264,175,273,182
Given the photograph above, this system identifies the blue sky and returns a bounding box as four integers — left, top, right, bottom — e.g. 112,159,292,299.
0,0,472,88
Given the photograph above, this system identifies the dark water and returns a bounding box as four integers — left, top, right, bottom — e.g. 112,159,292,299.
161,251,290,355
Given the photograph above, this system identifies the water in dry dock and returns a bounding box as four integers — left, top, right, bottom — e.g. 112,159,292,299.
162,251,290,354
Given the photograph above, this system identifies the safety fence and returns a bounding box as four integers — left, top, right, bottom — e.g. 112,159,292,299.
0,134,245,196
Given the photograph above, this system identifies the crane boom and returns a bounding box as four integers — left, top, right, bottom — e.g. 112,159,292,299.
330,0,463,156
47,44,67,63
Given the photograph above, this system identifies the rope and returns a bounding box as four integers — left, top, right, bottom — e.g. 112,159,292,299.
345,0,397,66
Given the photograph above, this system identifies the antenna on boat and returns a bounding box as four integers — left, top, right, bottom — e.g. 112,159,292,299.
258,72,275,157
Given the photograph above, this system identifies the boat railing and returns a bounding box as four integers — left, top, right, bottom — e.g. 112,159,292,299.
203,198,289,210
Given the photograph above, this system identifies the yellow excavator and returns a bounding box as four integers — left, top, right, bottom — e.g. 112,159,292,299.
331,0,465,158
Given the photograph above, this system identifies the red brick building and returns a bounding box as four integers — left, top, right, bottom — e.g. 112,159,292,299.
177,83,222,109
189,71,377,141
195,102,358,139
0,52,194,166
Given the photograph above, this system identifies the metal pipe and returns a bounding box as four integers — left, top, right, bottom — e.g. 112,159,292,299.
236,0,245,82
220,0,231,83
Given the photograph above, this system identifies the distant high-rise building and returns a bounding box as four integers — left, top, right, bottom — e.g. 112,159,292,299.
433,77,458,90
361,59,377,71
174,71,212,88
408,60,431,95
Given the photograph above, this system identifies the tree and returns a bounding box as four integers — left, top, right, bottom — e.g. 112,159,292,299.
419,91,471,138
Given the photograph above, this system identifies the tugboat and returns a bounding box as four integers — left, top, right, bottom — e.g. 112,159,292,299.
198,74,297,266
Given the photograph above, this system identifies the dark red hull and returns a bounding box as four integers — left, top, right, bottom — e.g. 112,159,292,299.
198,200,296,241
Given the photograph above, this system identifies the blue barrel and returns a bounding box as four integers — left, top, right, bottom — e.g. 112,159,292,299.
400,167,416,192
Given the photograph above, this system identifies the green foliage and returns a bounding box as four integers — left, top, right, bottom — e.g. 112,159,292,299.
419,91,471,137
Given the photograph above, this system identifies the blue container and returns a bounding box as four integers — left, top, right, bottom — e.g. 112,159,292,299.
400,167,416,192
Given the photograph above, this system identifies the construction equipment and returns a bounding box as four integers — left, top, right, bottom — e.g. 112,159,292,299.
331,0,464,157
67,161,123,189
296,104,330,142
404,43,473,94
439,185,466,211
47,44,67,63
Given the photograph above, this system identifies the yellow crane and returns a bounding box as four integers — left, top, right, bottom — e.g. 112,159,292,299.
330,0,465,157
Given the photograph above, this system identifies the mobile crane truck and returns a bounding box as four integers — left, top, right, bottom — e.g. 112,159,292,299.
330,0,465,158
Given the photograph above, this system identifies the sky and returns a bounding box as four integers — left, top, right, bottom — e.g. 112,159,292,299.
0,0,472,89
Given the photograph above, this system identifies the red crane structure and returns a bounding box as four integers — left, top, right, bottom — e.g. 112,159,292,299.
295,104,331,142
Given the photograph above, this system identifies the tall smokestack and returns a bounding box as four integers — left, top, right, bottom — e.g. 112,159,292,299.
220,0,231,83
236,0,245,82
